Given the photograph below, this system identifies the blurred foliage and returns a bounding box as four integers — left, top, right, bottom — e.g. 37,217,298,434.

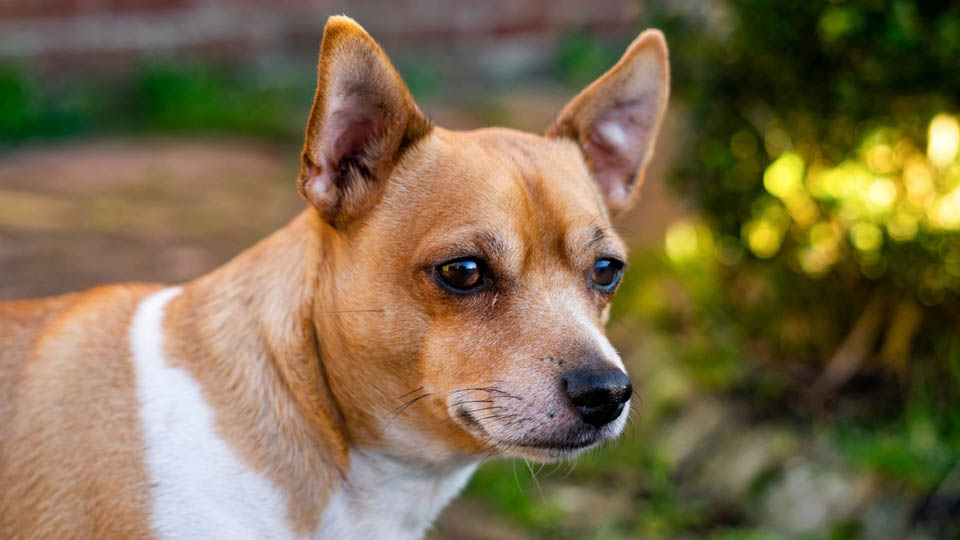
0,66,92,140
555,31,622,87
647,0,960,347
0,62,311,144
637,0,960,530
0,57,466,146
647,0,960,353
127,64,305,136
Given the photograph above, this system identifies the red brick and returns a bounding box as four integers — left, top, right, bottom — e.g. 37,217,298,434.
103,0,194,14
0,0,80,19
0,0,636,71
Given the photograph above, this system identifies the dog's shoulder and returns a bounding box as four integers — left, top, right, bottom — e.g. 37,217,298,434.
0,283,162,539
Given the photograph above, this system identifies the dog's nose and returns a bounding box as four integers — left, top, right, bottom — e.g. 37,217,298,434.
562,368,632,428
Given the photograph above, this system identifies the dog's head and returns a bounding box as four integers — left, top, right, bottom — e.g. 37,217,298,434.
303,17,668,463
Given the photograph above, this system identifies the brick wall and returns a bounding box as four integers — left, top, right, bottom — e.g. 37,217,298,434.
0,0,640,79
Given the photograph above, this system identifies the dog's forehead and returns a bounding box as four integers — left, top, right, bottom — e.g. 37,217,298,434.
390,127,609,229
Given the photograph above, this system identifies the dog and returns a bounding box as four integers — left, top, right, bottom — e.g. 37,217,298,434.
0,15,668,540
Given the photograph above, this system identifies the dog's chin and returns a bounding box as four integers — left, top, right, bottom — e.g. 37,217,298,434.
500,438,602,463
455,407,628,463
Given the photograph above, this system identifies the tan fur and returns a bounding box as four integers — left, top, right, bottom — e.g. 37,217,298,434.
0,286,158,539
0,15,668,538
309,127,628,457
161,213,346,535
548,29,670,213
298,16,432,228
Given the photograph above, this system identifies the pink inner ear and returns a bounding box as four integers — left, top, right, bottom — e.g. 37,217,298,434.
325,93,386,172
584,96,659,205
303,94,385,211
304,162,335,210
586,126,633,202
585,99,655,203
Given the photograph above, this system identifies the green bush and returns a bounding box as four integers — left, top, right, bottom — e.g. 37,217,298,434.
645,0,960,381
0,62,310,144
641,0,960,504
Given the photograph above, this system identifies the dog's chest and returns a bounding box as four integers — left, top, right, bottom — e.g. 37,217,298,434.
132,288,296,539
131,287,476,540
317,452,478,540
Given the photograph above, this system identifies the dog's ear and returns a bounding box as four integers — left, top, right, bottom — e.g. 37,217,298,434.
298,16,431,228
547,30,669,215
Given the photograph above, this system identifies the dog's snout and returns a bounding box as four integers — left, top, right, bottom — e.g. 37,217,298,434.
562,368,632,428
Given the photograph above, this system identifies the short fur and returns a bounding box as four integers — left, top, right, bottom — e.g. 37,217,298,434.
0,16,669,540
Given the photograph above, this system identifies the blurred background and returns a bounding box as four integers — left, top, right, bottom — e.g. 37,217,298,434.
1,1,959,538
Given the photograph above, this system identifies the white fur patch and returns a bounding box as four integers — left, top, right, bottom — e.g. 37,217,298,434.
573,309,627,373
597,120,630,152
130,287,296,539
318,451,477,540
575,309,631,436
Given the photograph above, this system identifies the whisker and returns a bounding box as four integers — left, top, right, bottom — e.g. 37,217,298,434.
542,462,565,479
512,460,524,495
523,459,544,499
385,392,432,428
559,460,578,480
503,416,528,428
472,413,508,422
446,387,513,396
474,440,504,462
465,405,506,414
446,399,494,409
480,444,501,463
395,386,424,400
473,442,494,454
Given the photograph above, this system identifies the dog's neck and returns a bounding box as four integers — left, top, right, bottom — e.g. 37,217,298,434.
319,449,478,538
183,210,346,449
167,209,475,537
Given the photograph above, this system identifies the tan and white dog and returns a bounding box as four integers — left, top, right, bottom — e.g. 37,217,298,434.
0,16,668,540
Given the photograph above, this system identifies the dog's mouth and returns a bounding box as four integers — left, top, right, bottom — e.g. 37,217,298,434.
456,407,607,461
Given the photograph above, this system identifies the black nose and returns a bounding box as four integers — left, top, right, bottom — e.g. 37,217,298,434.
562,368,632,428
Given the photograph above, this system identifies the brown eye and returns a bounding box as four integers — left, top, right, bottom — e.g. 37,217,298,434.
591,258,624,291
436,258,483,292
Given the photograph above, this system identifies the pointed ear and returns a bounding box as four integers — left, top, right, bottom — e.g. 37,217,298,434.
298,16,431,228
547,30,670,215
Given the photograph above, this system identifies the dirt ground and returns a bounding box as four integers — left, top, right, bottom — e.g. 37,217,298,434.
0,138,303,301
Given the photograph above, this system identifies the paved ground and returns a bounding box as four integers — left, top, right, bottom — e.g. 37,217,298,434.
0,138,304,301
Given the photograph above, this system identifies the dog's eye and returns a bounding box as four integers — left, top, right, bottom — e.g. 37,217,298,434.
591,258,624,292
436,258,483,292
